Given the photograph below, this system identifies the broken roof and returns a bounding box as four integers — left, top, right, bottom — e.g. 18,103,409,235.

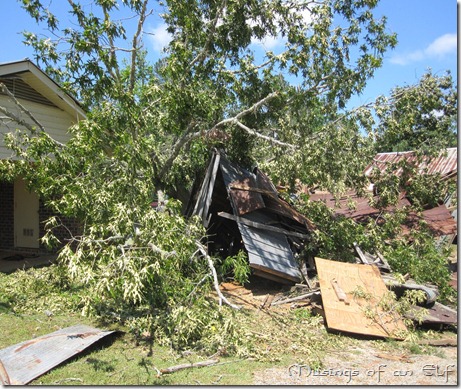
191,150,314,284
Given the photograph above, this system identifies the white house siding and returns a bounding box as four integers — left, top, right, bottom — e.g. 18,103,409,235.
0,96,75,159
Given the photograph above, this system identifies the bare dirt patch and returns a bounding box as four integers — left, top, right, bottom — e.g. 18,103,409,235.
218,278,458,386
252,340,457,385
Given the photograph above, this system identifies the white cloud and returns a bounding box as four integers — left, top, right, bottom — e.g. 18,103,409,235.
251,6,314,51
252,34,285,50
425,33,457,57
147,23,171,53
390,33,457,65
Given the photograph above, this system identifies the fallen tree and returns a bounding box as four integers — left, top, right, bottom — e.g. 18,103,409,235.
0,0,456,353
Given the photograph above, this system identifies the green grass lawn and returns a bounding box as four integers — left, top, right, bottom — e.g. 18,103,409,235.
0,311,273,385
0,263,456,385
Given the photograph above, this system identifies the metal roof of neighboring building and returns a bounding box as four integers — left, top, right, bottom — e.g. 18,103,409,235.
364,148,458,179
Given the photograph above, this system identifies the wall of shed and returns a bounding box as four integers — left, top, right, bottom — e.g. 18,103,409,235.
0,96,75,159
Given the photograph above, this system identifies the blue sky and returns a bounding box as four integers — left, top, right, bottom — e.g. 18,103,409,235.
0,0,457,108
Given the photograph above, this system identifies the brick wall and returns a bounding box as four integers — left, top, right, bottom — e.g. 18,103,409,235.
0,179,82,251
39,200,82,251
0,180,14,248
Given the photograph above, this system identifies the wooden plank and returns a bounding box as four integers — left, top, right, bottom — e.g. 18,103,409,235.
218,211,309,239
353,242,370,264
229,184,278,197
160,359,219,374
271,290,320,306
330,279,350,304
315,257,407,339
251,264,300,283
202,152,221,227
192,152,216,218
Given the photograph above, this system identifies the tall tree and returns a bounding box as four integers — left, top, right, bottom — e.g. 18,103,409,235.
0,0,402,350
16,0,397,194
374,70,457,153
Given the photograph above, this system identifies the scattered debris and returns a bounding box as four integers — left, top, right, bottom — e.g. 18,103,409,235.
190,149,457,340
189,150,314,284
418,337,458,347
315,257,407,338
159,359,219,375
270,290,321,306
0,324,116,385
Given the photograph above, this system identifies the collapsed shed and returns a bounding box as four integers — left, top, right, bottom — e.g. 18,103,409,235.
188,150,315,284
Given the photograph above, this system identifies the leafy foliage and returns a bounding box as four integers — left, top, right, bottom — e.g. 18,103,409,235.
374,70,457,153
383,228,455,303
0,0,456,354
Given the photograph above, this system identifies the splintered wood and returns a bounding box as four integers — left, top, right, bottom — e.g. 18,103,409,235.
315,257,407,339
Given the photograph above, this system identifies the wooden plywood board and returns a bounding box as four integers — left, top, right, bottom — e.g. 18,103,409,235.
315,257,407,339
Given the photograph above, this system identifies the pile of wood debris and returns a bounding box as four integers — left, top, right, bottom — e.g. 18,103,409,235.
191,150,457,339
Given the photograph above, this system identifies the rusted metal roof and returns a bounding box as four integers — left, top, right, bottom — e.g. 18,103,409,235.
308,191,410,222
309,192,457,237
403,205,457,237
0,324,116,385
364,147,458,179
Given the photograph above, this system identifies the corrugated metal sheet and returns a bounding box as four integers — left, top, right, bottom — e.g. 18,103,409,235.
308,191,410,221
0,324,115,385
237,211,301,283
364,148,458,178
403,205,457,237
309,192,456,237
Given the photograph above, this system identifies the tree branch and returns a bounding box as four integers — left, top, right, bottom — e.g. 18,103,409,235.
130,0,149,93
157,92,290,181
234,120,297,149
196,242,241,310
187,0,228,72
0,83,46,133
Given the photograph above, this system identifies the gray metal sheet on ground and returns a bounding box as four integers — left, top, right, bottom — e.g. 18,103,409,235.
0,324,115,385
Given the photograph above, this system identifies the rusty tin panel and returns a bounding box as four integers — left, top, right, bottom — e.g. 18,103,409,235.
409,302,458,326
219,155,266,215
0,324,115,385
404,205,457,237
255,168,277,192
229,187,265,215
308,192,410,221
364,148,457,178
